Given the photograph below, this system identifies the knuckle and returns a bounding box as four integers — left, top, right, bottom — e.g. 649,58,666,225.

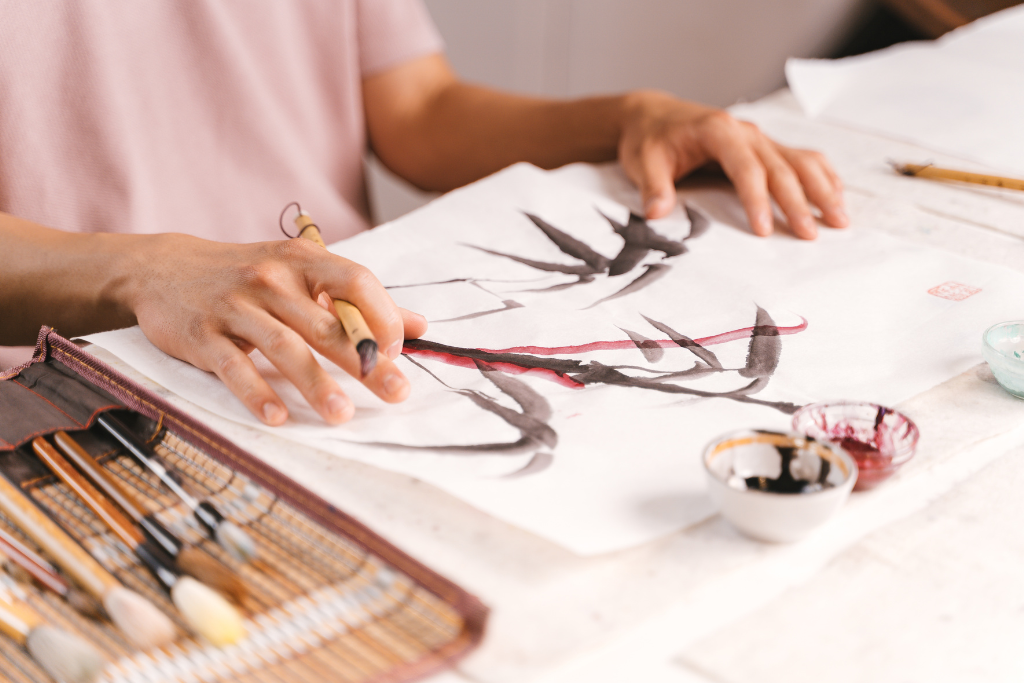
310,314,341,347
214,351,247,379
346,265,380,293
262,326,299,356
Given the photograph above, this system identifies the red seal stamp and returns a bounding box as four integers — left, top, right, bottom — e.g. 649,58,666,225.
928,281,981,301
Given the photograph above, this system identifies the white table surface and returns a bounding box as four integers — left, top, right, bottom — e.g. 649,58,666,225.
86,90,1024,683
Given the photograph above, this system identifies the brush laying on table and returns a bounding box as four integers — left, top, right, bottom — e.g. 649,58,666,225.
33,437,245,647
0,526,105,620
892,161,1024,191
0,580,106,683
95,413,258,563
291,207,379,377
0,472,176,649
51,431,246,603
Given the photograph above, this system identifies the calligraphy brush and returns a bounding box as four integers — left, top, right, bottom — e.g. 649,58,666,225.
32,437,245,647
294,209,379,377
0,472,175,649
94,414,257,563
0,526,105,619
0,583,106,683
52,431,246,603
95,413,257,563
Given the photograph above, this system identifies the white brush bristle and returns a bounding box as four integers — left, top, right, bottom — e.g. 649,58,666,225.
27,625,106,683
171,577,245,646
103,587,176,649
215,522,257,562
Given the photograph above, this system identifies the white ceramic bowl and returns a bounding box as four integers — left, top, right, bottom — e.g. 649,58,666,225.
703,430,858,542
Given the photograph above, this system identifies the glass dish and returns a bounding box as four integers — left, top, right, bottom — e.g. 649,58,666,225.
791,401,919,491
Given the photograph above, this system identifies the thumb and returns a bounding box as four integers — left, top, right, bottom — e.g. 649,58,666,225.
637,144,678,219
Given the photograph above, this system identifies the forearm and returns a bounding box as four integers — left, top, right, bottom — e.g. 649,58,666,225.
0,212,138,344
364,57,629,192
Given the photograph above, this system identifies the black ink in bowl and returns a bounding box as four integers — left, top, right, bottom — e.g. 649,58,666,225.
703,430,858,542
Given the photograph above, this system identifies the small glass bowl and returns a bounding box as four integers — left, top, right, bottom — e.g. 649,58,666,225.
792,402,919,491
982,321,1024,400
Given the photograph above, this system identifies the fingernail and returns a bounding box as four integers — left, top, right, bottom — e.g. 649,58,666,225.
317,292,332,311
386,340,403,360
756,211,773,235
644,194,669,217
800,216,818,238
834,207,849,227
262,402,286,425
326,393,352,421
383,372,406,397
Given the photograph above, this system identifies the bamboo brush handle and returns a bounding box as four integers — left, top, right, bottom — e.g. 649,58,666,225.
54,431,146,523
0,591,42,644
897,163,1024,191
294,214,376,347
0,528,68,596
33,438,145,551
0,472,119,599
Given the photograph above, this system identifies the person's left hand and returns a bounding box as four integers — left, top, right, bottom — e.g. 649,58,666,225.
618,90,847,239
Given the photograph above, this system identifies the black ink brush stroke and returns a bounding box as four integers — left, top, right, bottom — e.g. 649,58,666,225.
619,327,665,363
524,212,610,272
358,357,557,455
739,306,782,378
467,245,598,275
516,274,596,293
684,204,712,241
433,300,524,323
587,264,671,308
568,362,800,413
641,315,723,369
599,210,687,274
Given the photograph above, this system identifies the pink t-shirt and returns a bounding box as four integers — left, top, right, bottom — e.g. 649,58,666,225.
0,0,443,369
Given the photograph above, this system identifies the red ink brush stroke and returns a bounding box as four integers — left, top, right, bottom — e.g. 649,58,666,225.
402,317,807,390
475,317,808,355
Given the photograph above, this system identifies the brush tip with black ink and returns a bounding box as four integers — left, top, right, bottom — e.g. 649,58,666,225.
357,338,378,377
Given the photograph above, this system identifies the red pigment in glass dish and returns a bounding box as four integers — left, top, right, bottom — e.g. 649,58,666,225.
835,437,893,490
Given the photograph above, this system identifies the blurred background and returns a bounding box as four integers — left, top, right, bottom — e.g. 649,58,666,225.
368,0,1017,223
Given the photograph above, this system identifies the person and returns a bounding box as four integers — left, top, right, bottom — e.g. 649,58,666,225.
0,1,847,426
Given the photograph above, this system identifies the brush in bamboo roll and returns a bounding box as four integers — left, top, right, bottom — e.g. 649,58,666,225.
0,472,175,649
95,413,257,563
52,431,246,603
0,526,105,619
32,437,245,647
0,585,106,683
294,210,379,377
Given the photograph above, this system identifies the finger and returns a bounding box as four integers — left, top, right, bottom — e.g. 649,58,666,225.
230,304,355,424
778,147,848,229
401,307,428,340
285,291,411,403
311,257,406,362
632,142,678,219
754,140,817,239
197,335,290,426
703,124,773,236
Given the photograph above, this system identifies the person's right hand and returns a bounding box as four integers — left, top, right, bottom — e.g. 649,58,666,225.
126,234,427,426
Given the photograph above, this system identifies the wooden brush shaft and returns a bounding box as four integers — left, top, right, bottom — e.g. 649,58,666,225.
899,163,1024,191
54,431,146,523
0,474,117,599
0,527,68,595
33,437,145,551
294,215,377,348
0,592,41,643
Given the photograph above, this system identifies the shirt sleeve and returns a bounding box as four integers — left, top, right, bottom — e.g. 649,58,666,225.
356,0,445,77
